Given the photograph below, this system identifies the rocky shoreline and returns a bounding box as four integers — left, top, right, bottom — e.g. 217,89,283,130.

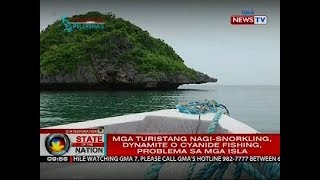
40,65,217,90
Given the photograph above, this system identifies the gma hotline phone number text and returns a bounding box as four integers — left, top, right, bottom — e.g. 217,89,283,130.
138,156,280,162
41,156,280,162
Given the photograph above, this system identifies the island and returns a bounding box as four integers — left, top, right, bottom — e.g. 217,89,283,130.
40,11,217,90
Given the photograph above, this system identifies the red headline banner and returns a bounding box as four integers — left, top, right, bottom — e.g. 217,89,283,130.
107,134,280,156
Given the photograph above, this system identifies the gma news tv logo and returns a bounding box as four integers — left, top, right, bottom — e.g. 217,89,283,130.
230,9,267,25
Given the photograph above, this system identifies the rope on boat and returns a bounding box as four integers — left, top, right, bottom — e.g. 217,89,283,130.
185,105,226,180
144,162,165,180
260,162,280,179
144,100,280,180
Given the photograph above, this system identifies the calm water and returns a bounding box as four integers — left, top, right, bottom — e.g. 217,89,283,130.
40,84,280,132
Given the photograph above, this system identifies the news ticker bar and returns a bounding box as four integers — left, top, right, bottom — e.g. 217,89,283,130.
40,155,280,163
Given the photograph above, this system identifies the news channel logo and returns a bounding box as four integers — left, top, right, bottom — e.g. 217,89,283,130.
230,9,267,25
45,134,70,156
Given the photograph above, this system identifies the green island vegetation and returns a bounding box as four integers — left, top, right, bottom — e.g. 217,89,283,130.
40,11,197,80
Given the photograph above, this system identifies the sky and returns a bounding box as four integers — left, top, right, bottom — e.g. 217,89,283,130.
40,0,280,85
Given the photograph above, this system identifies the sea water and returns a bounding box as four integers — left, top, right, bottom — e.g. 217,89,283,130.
40,84,280,133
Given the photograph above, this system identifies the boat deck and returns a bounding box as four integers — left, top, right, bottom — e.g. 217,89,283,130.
41,109,260,179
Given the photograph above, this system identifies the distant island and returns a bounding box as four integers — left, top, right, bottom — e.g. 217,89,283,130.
40,11,217,90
